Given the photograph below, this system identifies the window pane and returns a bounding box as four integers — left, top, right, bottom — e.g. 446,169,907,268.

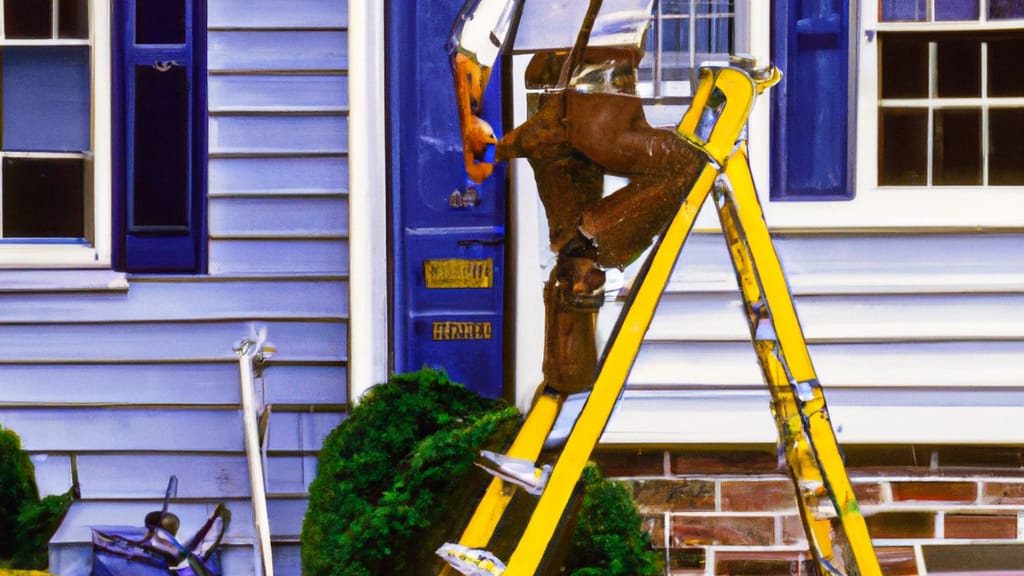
2,47,91,152
989,0,1024,19
4,0,52,39
695,0,732,59
659,16,691,81
988,37,1024,97
935,0,980,20
136,0,186,44
879,109,928,185
933,109,982,185
936,38,981,97
881,0,927,21
58,0,88,39
880,36,929,99
2,157,84,238
132,65,190,229
990,109,1024,185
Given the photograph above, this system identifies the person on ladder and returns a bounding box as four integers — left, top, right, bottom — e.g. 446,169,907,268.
439,0,709,572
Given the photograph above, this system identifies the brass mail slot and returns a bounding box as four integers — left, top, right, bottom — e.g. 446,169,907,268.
424,258,493,289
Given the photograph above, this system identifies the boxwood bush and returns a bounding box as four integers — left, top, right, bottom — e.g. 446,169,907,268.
302,368,660,576
0,424,74,571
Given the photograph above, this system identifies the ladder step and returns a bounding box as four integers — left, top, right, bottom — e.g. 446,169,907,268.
436,542,505,576
475,450,550,496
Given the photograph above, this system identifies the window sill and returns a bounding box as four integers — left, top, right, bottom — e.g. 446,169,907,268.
0,269,129,293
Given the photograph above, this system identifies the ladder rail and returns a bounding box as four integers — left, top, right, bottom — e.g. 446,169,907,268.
720,152,880,574
717,150,880,574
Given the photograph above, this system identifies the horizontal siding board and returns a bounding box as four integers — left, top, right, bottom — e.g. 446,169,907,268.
30,454,73,497
0,321,347,363
52,498,305,544
77,454,250,498
208,74,348,112
629,340,1024,388
209,115,348,155
209,0,348,28
0,364,346,406
75,454,322,498
639,292,1024,342
266,411,345,452
3,408,342,452
658,232,1024,294
598,392,1024,444
263,364,348,405
209,239,349,275
2,408,245,452
0,279,347,323
208,31,347,71
209,157,349,195
209,196,349,238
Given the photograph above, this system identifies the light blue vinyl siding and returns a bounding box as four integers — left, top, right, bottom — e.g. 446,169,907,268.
0,321,346,363
605,231,1024,444
208,0,348,28
16,2,352,572
210,115,348,155
209,75,348,113
209,239,349,275
208,31,347,71
209,157,349,194
0,364,346,406
208,196,350,238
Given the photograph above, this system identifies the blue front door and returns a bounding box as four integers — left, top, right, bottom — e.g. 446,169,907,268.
387,2,507,398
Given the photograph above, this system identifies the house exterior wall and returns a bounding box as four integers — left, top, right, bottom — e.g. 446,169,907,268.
0,1,351,574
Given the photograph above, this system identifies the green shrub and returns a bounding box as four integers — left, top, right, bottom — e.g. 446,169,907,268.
563,464,660,576
12,489,75,570
302,368,520,576
0,424,74,570
302,368,660,575
0,426,39,558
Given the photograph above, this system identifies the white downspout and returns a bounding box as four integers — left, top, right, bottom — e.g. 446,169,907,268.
236,339,275,576
348,0,390,404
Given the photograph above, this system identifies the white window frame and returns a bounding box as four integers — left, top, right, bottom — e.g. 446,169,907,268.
752,1,1024,231
0,0,112,269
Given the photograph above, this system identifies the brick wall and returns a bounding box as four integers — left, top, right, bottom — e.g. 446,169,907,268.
593,445,1024,575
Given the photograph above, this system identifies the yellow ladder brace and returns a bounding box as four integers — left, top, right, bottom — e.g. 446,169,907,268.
720,153,880,573
715,181,840,565
718,148,881,575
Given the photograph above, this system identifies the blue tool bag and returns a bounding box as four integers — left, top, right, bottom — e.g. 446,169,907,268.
90,477,230,576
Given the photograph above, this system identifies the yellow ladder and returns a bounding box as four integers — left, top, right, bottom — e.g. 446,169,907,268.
442,60,881,576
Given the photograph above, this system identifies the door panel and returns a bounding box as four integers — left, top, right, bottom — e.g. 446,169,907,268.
388,1,507,397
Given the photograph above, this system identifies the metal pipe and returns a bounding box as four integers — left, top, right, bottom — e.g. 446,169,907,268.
236,339,274,576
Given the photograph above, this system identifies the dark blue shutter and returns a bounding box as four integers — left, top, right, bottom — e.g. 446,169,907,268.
114,0,207,272
771,0,854,200
387,1,507,399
